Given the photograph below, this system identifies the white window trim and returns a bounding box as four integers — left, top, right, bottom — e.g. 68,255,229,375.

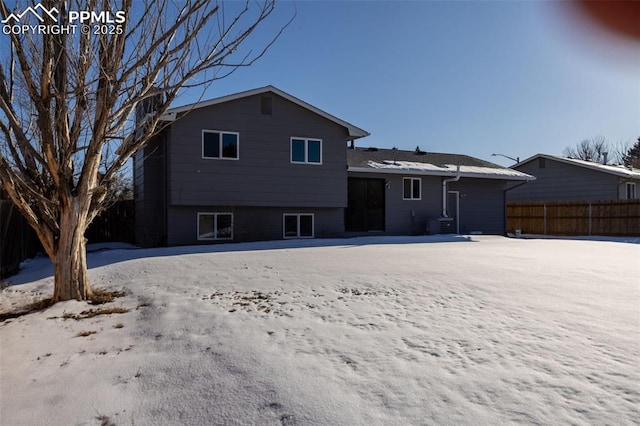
403,177,422,200
283,213,315,239
202,130,240,160
626,182,636,199
290,137,323,165
197,212,234,241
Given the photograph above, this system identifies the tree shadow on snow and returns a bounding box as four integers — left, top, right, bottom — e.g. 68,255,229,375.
4,234,476,286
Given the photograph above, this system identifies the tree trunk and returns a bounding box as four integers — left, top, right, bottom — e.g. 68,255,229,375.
52,198,93,302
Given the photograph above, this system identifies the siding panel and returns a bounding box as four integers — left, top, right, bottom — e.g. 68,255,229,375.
450,179,507,234
509,159,619,201
167,205,344,245
167,94,348,207
135,133,167,247
348,172,507,235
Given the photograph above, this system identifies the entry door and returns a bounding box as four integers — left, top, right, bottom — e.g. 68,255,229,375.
346,178,385,231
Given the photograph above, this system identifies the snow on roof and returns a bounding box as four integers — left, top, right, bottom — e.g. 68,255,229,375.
517,154,640,179
161,85,370,140
353,160,535,181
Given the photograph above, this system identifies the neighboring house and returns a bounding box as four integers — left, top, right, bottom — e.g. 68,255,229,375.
507,154,640,202
134,86,534,246
346,147,534,235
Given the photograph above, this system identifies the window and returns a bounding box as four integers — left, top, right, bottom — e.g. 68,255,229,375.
198,213,233,240
202,130,239,159
403,178,421,200
626,182,636,199
283,214,314,238
538,158,546,168
291,138,322,164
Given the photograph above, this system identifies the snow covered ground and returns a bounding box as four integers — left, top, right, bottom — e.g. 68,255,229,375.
1,235,638,425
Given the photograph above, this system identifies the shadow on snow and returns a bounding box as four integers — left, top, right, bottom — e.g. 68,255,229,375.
4,234,476,286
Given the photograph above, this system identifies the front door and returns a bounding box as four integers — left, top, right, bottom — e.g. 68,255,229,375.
346,178,385,231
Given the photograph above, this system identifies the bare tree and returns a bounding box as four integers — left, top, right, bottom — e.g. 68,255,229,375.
563,136,636,165
563,136,615,164
0,0,291,302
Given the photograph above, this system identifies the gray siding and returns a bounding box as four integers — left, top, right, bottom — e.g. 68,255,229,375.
166,205,344,245
385,174,442,234
167,94,348,208
449,179,507,234
348,172,507,235
134,133,167,247
508,159,620,201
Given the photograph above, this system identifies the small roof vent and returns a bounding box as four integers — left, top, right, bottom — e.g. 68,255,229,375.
414,146,426,155
367,147,378,152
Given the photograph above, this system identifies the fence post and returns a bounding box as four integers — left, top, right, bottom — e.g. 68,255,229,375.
543,203,547,235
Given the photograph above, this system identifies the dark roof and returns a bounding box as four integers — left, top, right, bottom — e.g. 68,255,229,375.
347,147,535,181
347,147,503,168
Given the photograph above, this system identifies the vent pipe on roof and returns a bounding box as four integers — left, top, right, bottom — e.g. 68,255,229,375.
442,165,461,217
603,152,608,165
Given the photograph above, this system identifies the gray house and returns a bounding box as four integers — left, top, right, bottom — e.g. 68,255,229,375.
507,154,640,202
346,147,534,235
134,86,369,246
134,86,533,246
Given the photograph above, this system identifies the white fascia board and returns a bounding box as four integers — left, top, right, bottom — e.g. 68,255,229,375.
348,166,453,177
166,86,273,114
348,167,535,181
459,171,536,181
517,153,640,179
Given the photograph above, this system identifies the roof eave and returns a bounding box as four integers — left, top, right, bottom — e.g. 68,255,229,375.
348,166,535,181
516,153,639,178
347,129,371,140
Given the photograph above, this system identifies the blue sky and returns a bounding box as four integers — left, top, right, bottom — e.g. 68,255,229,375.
177,1,639,166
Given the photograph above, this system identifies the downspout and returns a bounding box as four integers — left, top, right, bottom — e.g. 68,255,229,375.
442,165,460,217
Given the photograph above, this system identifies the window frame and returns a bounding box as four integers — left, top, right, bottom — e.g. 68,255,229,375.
626,182,636,199
202,130,240,160
290,137,323,165
197,212,234,241
283,213,315,239
402,177,422,200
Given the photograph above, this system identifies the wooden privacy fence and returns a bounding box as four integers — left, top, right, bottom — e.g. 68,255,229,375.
0,200,41,279
1,199,135,280
86,200,135,244
507,199,640,236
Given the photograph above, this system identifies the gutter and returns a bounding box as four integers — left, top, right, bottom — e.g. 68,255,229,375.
347,166,534,180
442,165,460,217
